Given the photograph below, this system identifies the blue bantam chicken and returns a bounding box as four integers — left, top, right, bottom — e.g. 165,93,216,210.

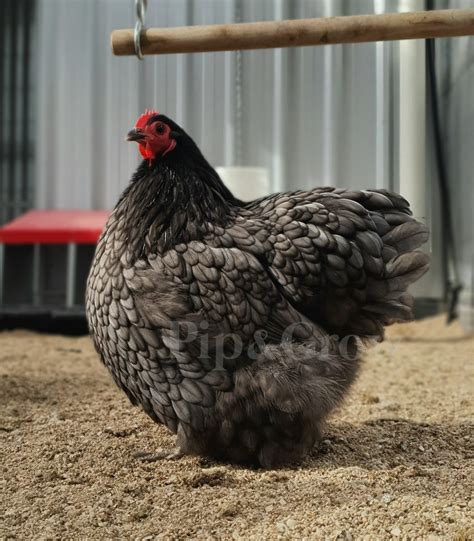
86,110,429,468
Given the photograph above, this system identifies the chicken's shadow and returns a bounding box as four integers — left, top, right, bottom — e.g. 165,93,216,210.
308,417,472,471
388,335,473,344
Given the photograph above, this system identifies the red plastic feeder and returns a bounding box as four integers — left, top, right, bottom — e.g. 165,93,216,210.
0,210,110,308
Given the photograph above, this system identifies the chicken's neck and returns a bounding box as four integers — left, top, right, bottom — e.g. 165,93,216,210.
116,157,240,259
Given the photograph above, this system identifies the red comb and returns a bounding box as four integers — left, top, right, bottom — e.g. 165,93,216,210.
135,109,160,129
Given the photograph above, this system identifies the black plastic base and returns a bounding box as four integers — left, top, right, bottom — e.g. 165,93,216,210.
0,298,444,337
0,307,88,335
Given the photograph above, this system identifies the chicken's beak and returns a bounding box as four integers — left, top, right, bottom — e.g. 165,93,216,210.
126,128,146,142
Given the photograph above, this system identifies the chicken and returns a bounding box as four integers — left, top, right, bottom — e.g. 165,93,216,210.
86,110,430,468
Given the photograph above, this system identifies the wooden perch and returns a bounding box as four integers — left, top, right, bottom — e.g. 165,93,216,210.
111,9,474,56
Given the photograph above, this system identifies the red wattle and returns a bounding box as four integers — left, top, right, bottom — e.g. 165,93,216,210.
138,143,154,161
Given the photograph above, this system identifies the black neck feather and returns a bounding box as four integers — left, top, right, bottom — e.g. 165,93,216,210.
116,146,241,259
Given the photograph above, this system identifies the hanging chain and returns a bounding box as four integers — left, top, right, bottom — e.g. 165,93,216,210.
234,0,243,166
134,0,147,60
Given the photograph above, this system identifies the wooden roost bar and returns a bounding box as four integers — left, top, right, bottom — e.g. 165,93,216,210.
111,9,474,56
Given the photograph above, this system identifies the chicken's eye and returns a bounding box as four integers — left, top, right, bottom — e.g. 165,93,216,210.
155,123,166,134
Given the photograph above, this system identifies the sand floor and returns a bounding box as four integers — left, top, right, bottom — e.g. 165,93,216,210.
1,315,473,539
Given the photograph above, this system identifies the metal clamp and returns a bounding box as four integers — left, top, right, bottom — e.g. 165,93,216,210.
134,0,147,60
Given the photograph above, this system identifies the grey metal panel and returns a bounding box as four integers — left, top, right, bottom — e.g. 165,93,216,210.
436,24,474,321
36,0,399,208
0,0,35,225
33,0,456,302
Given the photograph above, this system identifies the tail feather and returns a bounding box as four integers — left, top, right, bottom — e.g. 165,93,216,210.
355,216,430,335
383,221,430,253
343,190,430,339
385,251,431,294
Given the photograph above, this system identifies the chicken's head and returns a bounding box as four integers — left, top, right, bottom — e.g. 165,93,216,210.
127,110,178,163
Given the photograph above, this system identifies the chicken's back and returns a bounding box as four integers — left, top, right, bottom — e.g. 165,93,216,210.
246,187,430,341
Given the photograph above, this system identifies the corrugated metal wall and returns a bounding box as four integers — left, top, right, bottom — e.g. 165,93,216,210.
0,0,35,225
29,0,473,309
435,0,474,325
36,0,402,209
